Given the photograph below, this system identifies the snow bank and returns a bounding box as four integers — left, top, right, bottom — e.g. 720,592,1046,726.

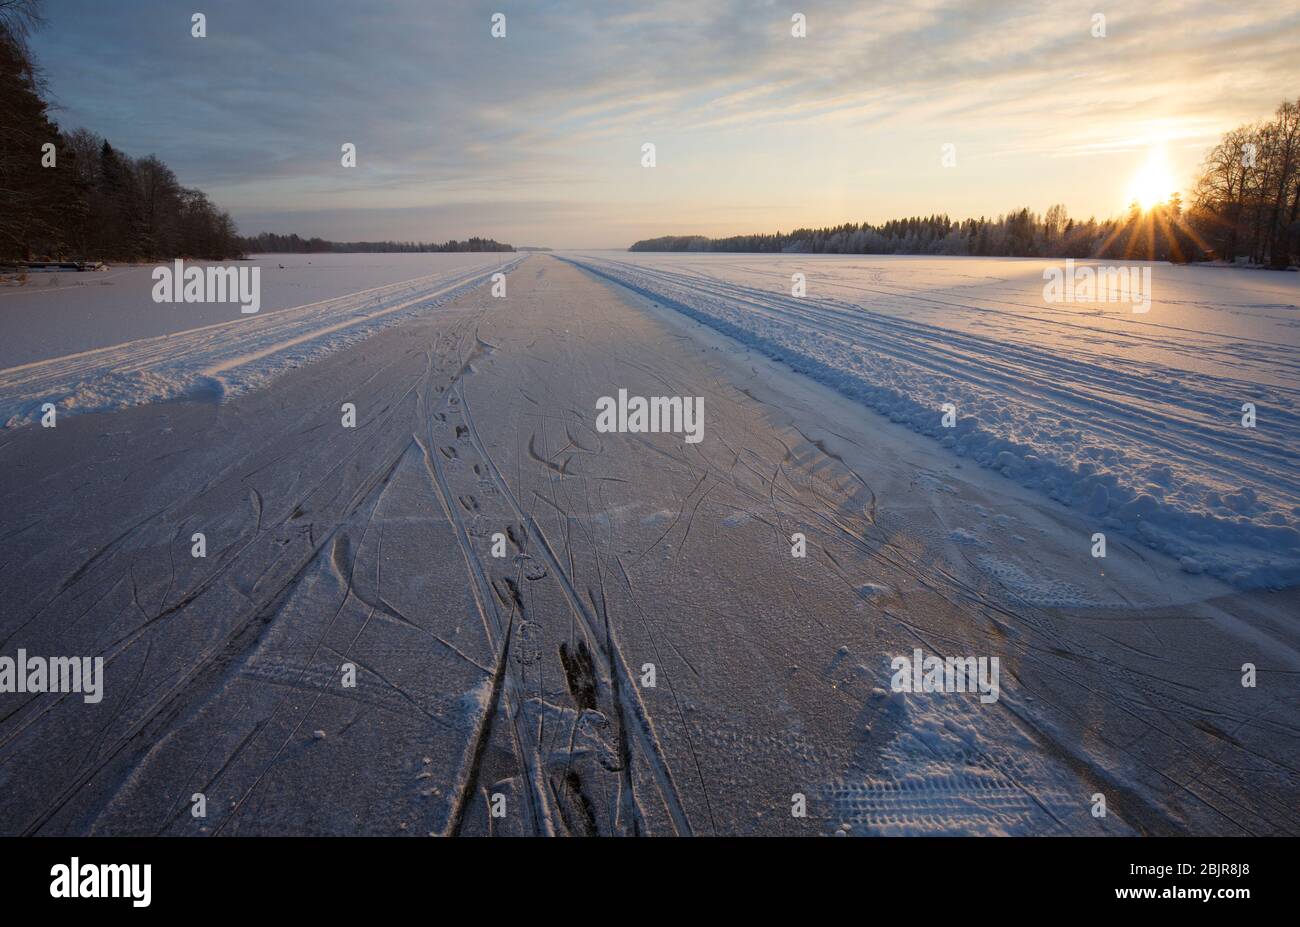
566,253,1300,589
0,256,520,429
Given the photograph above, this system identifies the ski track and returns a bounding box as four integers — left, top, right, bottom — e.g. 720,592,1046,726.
0,257,522,429
0,254,1295,837
561,253,1300,589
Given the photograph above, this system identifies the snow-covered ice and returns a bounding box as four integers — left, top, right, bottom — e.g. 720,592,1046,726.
0,253,520,428
0,253,1295,836
0,253,521,368
564,253,1300,588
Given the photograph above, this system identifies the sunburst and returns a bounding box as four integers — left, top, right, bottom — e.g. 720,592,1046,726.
1127,145,1176,210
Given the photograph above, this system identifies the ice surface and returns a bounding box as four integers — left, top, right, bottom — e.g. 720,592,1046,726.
1,254,1295,836
0,254,521,428
0,253,519,368
564,253,1300,588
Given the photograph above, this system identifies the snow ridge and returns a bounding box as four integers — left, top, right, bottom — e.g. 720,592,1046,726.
0,258,521,429
565,254,1300,589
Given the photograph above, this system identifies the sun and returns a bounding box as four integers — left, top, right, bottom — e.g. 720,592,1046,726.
1127,145,1176,210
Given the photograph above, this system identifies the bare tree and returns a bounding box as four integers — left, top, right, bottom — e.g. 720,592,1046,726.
1191,100,1300,266
0,0,43,52
1264,100,1300,267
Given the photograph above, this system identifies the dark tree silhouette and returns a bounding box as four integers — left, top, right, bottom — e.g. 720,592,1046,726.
633,100,1300,269
1,0,241,263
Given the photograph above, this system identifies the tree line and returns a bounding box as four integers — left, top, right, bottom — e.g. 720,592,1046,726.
1,2,511,264
1192,99,1300,267
629,206,1192,262
1,2,242,262
632,99,1300,268
238,233,513,254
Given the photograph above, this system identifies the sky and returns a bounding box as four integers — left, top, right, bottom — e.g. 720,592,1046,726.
28,0,1300,249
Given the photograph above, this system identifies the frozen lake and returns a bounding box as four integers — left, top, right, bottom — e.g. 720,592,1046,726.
0,253,518,368
564,253,1300,587
0,254,1296,836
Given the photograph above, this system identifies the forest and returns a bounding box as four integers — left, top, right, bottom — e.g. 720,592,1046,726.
0,3,510,263
237,233,513,254
0,3,241,262
632,99,1300,268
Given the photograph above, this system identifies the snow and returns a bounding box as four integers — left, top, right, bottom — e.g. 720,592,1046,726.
0,253,520,428
563,252,1300,589
828,683,1103,836
1,253,1295,837
0,253,519,369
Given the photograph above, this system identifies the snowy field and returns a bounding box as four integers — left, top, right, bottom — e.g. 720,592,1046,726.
564,253,1300,589
0,253,520,427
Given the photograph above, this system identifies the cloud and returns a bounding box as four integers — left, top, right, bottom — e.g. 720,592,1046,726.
30,0,1300,247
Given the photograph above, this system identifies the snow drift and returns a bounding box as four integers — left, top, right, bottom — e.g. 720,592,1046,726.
0,256,520,429
564,253,1300,589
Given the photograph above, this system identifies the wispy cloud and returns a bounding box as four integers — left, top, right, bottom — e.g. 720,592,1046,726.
31,0,1300,246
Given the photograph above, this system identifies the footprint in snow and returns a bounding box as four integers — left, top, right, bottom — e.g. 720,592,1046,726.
516,555,547,581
